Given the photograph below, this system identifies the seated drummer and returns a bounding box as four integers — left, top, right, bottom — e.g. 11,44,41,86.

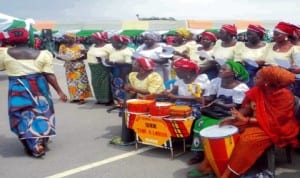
162,57,211,118
124,57,165,99
218,66,299,178
161,58,210,166
187,60,249,178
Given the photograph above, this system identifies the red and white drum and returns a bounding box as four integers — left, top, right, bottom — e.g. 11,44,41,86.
149,102,173,117
199,125,239,177
126,99,155,129
126,99,154,113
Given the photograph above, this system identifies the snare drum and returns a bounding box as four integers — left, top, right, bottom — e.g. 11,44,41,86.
126,99,154,113
169,105,192,117
149,102,173,117
200,125,239,177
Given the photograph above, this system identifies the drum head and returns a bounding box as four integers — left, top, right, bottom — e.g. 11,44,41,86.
127,99,138,103
156,102,173,106
127,99,153,104
200,125,238,138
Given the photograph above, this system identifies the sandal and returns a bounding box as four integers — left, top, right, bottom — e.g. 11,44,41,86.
109,136,135,146
187,169,212,178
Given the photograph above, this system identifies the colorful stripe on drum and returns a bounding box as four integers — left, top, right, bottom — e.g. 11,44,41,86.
202,131,239,177
164,117,193,138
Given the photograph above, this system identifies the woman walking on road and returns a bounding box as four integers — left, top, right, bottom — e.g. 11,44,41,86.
0,28,67,157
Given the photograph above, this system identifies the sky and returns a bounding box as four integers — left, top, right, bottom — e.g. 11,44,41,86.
0,0,300,23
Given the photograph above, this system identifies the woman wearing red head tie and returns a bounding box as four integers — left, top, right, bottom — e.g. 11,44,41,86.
234,24,269,87
124,57,165,99
287,24,300,98
162,58,211,165
291,25,300,46
212,24,242,62
114,57,165,145
264,22,300,97
264,21,300,65
163,58,211,106
0,28,67,157
106,35,134,105
199,31,217,55
198,31,219,80
87,32,113,104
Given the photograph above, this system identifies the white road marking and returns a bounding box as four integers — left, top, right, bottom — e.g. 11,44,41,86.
45,146,153,178
276,167,299,174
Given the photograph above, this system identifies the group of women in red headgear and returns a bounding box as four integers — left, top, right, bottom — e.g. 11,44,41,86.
0,21,299,178
86,21,300,178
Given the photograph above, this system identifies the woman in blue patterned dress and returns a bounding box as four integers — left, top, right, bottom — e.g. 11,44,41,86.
0,28,67,157
106,35,134,105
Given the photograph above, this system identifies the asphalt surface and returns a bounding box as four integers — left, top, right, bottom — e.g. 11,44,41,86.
0,60,299,178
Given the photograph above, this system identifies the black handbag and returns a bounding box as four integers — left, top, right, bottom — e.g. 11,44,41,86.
201,104,232,119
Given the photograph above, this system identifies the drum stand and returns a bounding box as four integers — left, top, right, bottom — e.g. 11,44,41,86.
133,116,194,159
107,96,135,146
135,136,187,159
169,138,187,159
120,107,135,144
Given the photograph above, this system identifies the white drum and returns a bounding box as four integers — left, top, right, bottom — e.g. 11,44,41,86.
199,125,238,138
199,125,239,177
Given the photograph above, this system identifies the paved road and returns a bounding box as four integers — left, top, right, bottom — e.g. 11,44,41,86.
0,60,299,178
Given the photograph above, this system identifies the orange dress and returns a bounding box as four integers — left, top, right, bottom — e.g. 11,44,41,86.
227,87,299,175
